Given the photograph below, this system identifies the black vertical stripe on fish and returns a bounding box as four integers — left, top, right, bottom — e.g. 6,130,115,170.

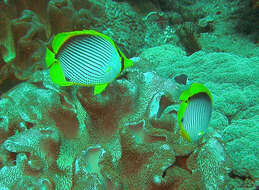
115,45,124,73
120,57,125,73
182,93,212,141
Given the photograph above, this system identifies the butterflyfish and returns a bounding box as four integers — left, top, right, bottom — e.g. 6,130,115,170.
177,83,212,142
45,30,133,95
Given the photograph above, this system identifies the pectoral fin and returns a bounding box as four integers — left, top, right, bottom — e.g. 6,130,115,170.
94,84,108,95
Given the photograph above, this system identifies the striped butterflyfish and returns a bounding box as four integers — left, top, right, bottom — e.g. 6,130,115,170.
45,30,133,95
177,83,213,142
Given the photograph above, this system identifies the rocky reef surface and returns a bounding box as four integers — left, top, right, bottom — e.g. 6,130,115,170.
0,0,258,189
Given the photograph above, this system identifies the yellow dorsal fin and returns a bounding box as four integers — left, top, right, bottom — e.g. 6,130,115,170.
51,30,111,54
52,31,88,54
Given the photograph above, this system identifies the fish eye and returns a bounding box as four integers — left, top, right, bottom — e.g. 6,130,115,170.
181,118,184,122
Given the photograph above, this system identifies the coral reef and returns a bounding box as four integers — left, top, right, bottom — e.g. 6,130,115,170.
0,0,258,189
1,43,258,189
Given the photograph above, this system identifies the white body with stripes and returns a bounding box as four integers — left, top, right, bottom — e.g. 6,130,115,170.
182,93,212,142
57,35,121,85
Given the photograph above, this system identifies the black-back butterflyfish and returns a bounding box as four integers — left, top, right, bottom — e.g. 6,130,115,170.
177,83,213,142
45,30,133,95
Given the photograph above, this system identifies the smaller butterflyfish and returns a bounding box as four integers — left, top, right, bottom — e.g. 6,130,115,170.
177,83,213,142
45,30,133,95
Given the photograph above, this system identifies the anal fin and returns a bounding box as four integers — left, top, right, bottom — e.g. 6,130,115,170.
94,84,108,95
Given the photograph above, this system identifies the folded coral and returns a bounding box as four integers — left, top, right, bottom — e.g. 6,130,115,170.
0,0,258,189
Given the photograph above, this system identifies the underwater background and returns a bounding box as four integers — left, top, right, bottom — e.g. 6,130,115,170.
0,0,258,189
